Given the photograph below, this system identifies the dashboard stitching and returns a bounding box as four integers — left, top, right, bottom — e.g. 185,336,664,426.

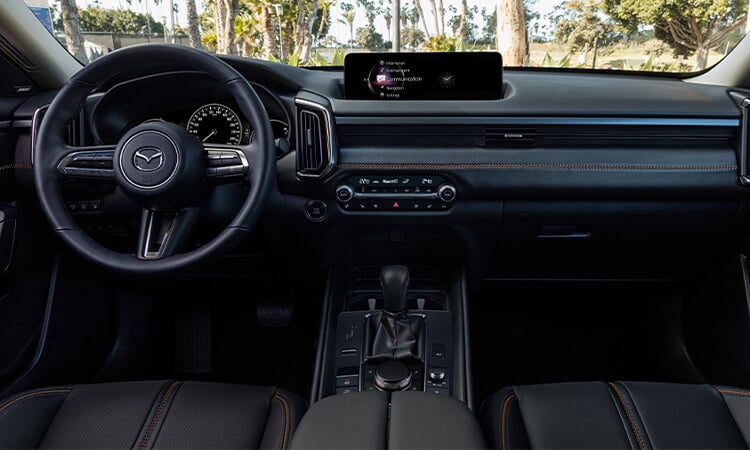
337,163,737,171
0,163,32,171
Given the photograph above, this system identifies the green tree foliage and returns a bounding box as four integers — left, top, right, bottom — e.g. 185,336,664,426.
76,5,165,34
447,3,478,42
400,26,426,47
551,0,616,51
603,0,748,69
355,25,385,47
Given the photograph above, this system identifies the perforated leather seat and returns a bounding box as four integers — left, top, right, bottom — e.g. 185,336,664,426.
0,380,306,449
480,381,750,449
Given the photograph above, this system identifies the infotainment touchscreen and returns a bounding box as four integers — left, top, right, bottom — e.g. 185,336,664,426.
344,52,503,100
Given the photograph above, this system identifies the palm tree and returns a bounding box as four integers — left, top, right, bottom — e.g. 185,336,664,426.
497,0,527,65
337,3,356,47
316,0,335,45
59,0,87,62
186,0,202,48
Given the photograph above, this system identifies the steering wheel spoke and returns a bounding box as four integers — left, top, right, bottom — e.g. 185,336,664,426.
137,208,199,260
204,144,251,182
56,145,117,181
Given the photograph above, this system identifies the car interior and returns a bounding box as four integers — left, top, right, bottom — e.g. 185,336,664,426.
1,0,750,448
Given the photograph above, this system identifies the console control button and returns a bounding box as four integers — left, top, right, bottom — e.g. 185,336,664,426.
428,368,446,381
336,374,359,388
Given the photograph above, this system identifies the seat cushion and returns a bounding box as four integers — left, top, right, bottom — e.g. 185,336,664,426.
0,380,306,449
480,381,750,449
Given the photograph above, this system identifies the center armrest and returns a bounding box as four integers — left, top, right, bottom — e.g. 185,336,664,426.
290,391,486,449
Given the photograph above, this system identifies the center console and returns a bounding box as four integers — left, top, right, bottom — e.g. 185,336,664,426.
312,265,472,405
334,265,453,396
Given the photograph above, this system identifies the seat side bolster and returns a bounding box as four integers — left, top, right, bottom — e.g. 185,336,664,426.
260,388,308,450
0,387,71,449
479,386,530,450
716,386,750,448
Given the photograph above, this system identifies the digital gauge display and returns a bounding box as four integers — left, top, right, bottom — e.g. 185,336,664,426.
344,52,503,100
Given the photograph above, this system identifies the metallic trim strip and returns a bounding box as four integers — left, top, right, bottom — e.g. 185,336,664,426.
335,116,740,127
295,97,336,179
739,98,750,186
337,162,737,172
30,104,49,165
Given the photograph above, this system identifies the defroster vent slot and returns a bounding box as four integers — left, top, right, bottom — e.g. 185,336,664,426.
484,127,536,148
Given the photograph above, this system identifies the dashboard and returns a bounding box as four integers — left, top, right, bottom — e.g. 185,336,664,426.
9,54,750,267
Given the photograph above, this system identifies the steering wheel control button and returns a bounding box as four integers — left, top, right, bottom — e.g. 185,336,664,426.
305,200,328,222
336,185,354,202
438,184,457,202
374,360,413,391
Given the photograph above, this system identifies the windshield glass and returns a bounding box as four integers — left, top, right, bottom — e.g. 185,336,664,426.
28,0,750,72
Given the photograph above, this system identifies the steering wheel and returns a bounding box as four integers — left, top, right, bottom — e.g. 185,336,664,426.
34,44,275,274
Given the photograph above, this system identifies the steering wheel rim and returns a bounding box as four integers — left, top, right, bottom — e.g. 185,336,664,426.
34,44,275,274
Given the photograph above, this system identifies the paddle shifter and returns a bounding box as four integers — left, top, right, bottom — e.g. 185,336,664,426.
367,266,424,391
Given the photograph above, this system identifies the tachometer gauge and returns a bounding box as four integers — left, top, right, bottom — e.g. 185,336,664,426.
187,103,243,145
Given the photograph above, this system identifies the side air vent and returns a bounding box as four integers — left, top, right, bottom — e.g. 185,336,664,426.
484,127,536,148
739,98,750,186
31,106,83,164
296,98,335,178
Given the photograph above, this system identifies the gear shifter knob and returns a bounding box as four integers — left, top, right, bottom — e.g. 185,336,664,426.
380,265,410,314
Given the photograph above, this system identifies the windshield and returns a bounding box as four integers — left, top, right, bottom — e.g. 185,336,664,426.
28,0,750,72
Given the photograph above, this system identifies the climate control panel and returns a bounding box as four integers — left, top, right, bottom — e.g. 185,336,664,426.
336,175,456,212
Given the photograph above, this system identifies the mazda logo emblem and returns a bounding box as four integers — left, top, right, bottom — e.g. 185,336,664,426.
133,147,164,172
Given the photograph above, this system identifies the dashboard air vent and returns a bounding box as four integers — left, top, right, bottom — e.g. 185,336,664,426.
296,99,335,178
484,127,536,147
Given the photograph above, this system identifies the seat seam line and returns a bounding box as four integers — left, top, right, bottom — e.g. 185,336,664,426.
608,382,645,450
718,389,750,397
713,385,750,449
499,392,515,450
272,393,290,450
138,380,182,450
0,389,71,416
619,382,654,449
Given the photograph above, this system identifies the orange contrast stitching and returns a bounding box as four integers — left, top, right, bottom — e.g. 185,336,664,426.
719,389,750,397
500,393,516,450
139,381,182,450
0,389,71,415
273,394,291,450
0,163,32,171
609,382,645,450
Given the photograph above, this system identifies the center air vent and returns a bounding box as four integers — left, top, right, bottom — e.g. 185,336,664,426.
484,127,536,148
296,99,335,178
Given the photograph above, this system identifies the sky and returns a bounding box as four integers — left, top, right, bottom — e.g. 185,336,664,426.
72,0,562,45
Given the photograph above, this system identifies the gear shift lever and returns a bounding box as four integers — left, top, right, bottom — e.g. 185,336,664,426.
380,265,410,314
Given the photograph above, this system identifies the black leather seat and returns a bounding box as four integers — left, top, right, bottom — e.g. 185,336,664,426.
0,380,306,449
481,381,750,449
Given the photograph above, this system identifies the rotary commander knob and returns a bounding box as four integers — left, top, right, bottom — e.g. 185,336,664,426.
438,184,456,203
336,185,354,203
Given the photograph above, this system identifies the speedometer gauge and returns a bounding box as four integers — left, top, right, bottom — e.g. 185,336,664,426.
187,103,243,145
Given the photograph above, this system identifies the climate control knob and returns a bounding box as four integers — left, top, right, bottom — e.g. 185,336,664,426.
336,185,354,203
438,184,457,203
